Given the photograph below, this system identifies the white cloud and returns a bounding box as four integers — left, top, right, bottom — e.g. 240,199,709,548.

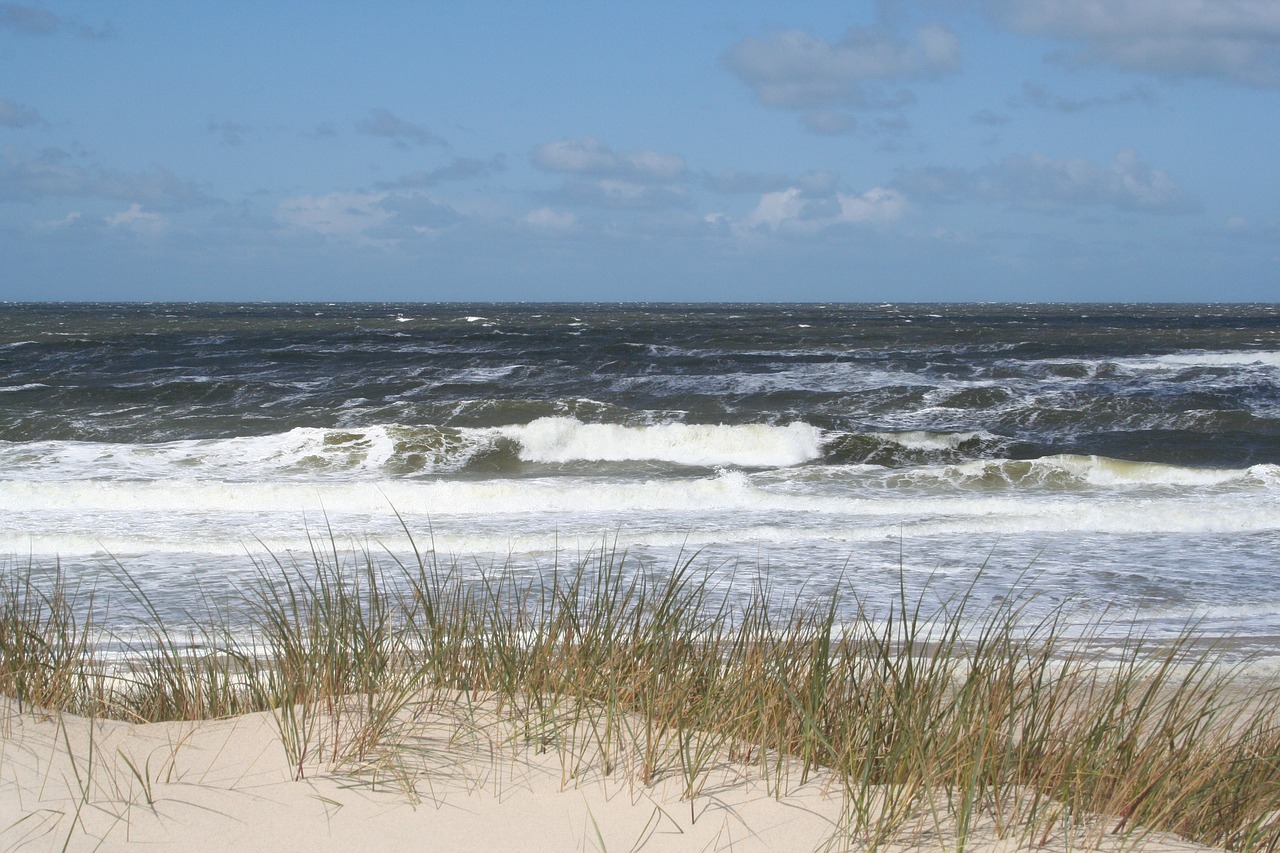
533,138,687,182
1217,215,1280,242
745,188,809,230
895,149,1199,213
744,185,906,232
276,191,393,244
32,210,81,232
523,207,577,231
105,203,165,235
628,150,687,181
0,146,213,209
723,23,960,110
273,188,474,244
366,193,463,240
990,0,1280,85
993,149,1199,213
531,138,693,213
593,179,647,203
839,186,909,222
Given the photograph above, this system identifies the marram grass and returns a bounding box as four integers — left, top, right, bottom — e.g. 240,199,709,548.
3,541,1280,851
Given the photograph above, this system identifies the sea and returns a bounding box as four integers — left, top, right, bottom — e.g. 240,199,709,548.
2,303,1278,656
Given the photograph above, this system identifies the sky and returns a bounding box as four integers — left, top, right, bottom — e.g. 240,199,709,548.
1,1,1278,302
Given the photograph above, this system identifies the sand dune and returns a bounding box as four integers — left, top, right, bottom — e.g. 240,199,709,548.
0,698,1223,853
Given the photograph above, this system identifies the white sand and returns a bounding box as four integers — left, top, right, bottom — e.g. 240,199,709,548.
0,698,1223,853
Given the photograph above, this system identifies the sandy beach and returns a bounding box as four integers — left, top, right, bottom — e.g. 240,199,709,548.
0,696,1229,853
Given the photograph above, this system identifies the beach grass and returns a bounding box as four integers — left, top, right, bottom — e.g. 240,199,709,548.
3,540,1280,851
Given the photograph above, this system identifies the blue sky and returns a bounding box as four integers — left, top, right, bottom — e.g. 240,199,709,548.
1,1,1277,301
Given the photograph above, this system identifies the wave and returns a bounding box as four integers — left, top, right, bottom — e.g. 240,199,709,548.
866,429,997,451
4,418,1275,485
496,418,823,467
822,429,1004,467
1012,350,1280,381
1142,350,1280,370
0,426,507,480
0,418,832,479
0,467,816,518
899,454,1279,490
3,465,1277,531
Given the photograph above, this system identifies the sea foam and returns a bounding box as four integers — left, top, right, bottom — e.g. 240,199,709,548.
500,417,824,467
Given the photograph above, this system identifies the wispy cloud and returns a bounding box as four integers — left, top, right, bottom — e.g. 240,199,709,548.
383,155,505,189
971,108,1011,126
206,119,251,146
0,3,114,39
523,206,577,232
0,147,214,209
532,137,691,211
533,137,688,182
744,185,906,232
1010,81,1157,112
707,171,905,236
276,189,467,244
553,179,690,211
276,190,394,245
989,0,1280,86
723,21,959,133
105,203,166,236
895,149,1199,214
800,110,858,135
356,109,445,147
372,192,461,236
0,98,44,128
703,169,839,195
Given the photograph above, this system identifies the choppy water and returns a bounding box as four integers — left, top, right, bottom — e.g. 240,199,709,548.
2,303,1278,650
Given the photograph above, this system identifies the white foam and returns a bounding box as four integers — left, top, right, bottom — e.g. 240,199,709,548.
1146,350,1280,369
869,430,994,451
617,364,927,396
499,417,824,467
431,365,522,385
1075,350,1280,373
0,471,767,516
1053,455,1266,487
917,454,1270,490
3,470,1276,536
0,425,500,481
1249,464,1280,487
